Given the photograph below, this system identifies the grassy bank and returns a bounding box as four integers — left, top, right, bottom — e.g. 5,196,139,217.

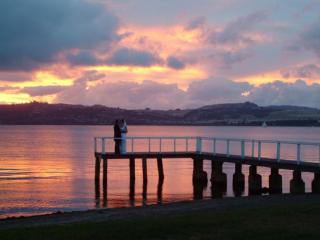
1,202,320,240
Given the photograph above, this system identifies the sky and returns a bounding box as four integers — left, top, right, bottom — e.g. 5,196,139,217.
0,0,320,109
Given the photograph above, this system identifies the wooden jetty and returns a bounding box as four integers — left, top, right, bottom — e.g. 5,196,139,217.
94,136,320,198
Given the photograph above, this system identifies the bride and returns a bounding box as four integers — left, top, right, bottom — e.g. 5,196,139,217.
120,119,128,154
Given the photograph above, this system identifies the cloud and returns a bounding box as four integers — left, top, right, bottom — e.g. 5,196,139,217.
65,51,100,66
0,72,31,82
107,48,162,67
281,64,320,80
167,56,186,70
0,0,118,71
207,12,267,47
50,70,320,109
56,78,186,109
21,86,68,97
249,80,320,108
0,86,18,92
300,19,320,58
208,50,251,69
186,78,251,107
186,17,206,30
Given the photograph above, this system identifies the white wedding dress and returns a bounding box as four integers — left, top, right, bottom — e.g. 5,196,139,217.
121,123,127,154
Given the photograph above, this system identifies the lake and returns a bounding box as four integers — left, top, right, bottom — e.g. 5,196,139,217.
0,125,320,219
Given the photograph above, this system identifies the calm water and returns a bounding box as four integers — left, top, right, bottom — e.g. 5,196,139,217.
0,125,320,219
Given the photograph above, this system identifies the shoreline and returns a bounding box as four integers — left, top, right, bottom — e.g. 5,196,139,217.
2,193,320,230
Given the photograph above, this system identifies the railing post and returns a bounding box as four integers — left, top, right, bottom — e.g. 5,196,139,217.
319,144,320,165
94,137,97,152
213,138,216,155
102,138,106,154
258,141,261,160
196,137,202,153
241,140,245,159
251,140,255,158
186,138,189,152
276,142,281,162
148,138,151,153
160,138,162,153
226,139,230,157
131,138,134,153
297,143,301,164
173,138,176,152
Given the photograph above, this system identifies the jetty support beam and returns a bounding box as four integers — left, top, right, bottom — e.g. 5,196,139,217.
249,165,262,195
290,169,305,194
95,155,101,183
233,163,245,196
157,157,164,180
192,157,207,185
142,158,148,184
312,172,320,193
269,168,282,194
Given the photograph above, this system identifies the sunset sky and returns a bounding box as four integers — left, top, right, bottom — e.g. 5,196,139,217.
1,0,320,109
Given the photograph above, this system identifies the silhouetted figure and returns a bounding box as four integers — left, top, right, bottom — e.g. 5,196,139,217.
120,119,128,154
114,119,121,154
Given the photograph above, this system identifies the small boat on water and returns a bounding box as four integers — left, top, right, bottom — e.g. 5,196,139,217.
262,121,267,127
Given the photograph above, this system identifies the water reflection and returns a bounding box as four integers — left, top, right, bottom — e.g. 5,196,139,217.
157,178,164,203
0,126,319,218
142,180,147,205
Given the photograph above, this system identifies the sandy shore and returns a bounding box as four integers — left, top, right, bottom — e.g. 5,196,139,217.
1,194,320,229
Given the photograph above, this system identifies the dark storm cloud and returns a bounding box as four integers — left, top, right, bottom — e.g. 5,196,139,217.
300,19,320,58
208,50,251,69
0,0,118,71
107,48,162,67
66,51,100,66
281,64,320,79
0,72,32,82
167,56,186,70
208,12,266,46
186,17,206,30
21,86,68,97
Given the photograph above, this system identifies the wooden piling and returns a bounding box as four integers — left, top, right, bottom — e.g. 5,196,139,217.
142,181,147,202
211,161,226,198
157,157,164,180
95,172,100,208
102,158,108,207
142,158,148,183
233,163,245,196
95,156,101,183
211,161,227,185
103,158,108,188
157,178,164,203
312,172,320,193
269,168,282,194
129,157,135,181
290,169,305,194
248,165,262,195
193,157,207,184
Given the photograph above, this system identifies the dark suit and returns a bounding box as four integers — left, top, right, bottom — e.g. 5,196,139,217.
114,123,121,154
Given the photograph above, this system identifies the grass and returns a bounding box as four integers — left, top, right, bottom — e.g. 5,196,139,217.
1,203,320,240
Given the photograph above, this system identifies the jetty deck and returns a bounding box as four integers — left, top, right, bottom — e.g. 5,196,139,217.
94,136,320,195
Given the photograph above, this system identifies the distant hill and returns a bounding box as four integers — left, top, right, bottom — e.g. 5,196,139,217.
0,101,320,126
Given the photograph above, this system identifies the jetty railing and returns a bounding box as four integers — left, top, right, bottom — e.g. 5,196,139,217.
94,136,320,164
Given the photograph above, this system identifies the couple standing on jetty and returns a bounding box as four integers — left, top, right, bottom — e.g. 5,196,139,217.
113,119,128,154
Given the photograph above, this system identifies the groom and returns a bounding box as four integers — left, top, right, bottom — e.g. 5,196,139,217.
113,119,122,154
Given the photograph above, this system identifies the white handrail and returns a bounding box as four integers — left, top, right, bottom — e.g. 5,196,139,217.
94,136,320,164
